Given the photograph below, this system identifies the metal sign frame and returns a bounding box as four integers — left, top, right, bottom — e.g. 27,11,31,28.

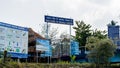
44,15,74,63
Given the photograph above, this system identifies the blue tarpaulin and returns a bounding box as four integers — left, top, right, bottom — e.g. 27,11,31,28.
110,54,120,62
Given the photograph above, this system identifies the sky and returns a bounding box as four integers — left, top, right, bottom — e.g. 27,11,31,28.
0,0,120,36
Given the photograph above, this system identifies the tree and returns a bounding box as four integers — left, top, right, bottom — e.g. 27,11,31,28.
108,20,118,26
39,23,58,40
87,39,116,67
60,32,70,56
52,32,70,58
39,23,48,38
49,27,59,40
86,36,99,51
73,21,92,53
92,29,107,39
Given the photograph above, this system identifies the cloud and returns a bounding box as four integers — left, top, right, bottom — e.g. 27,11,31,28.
0,0,120,35
87,0,112,6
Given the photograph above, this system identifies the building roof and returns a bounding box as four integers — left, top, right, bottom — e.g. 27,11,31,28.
28,28,45,43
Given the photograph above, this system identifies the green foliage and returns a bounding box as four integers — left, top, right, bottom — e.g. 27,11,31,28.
92,29,107,39
88,39,117,65
111,63,120,68
73,21,107,55
73,21,92,49
8,61,19,68
57,60,70,64
108,20,118,26
70,55,76,63
0,58,3,64
86,36,99,50
0,62,120,68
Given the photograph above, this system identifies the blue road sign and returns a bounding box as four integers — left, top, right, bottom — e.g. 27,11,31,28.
45,15,73,25
71,41,79,55
36,39,52,57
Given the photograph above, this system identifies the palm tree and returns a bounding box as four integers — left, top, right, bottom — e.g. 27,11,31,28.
108,20,118,26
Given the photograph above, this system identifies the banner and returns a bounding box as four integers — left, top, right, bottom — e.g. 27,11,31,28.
36,39,52,57
70,41,79,55
0,22,28,58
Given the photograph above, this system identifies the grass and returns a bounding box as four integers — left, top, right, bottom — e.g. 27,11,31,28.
0,59,120,68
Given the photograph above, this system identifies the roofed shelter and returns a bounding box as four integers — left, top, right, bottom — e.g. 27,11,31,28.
28,28,46,62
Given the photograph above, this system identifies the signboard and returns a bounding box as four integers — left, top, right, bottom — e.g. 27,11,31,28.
70,41,79,55
0,22,28,58
36,39,52,57
45,15,73,25
36,45,49,51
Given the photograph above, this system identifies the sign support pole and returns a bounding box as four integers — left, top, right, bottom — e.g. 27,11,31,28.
17,58,19,63
45,15,73,63
69,25,71,56
36,50,38,63
46,22,49,64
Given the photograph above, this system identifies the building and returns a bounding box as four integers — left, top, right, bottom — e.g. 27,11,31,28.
28,28,47,62
108,24,120,50
107,22,120,62
0,22,51,62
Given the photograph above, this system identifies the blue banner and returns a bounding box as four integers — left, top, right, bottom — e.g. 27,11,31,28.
70,41,79,55
0,22,28,31
8,52,28,58
45,15,73,25
0,22,28,58
36,39,52,57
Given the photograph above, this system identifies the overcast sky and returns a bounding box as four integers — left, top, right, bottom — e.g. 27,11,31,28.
0,0,120,36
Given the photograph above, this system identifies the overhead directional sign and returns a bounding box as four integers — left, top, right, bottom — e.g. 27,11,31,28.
45,15,73,25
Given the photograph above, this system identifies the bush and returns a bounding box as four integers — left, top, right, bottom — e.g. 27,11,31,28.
111,63,120,68
1,62,120,68
8,61,19,68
